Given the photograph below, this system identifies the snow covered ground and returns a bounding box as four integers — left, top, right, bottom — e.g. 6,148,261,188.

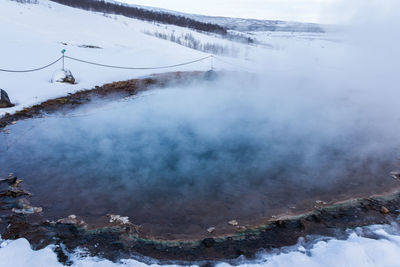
0,0,338,117
0,0,211,116
2,222,400,267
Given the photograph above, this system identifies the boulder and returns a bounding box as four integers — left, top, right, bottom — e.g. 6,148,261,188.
381,206,390,214
228,220,238,226
207,227,216,233
390,171,400,180
0,89,14,108
204,70,218,81
52,69,76,84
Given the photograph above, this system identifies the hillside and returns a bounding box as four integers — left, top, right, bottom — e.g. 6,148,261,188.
48,0,228,34
0,0,335,118
0,0,214,117
97,0,326,33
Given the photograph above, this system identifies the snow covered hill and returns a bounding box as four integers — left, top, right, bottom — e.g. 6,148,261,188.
0,0,212,116
100,0,326,33
0,0,338,117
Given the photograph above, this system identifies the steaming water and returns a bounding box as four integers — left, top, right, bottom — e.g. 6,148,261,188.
0,74,399,237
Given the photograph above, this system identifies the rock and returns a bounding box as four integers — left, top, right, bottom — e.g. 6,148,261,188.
204,70,218,81
207,227,216,233
0,89,14,108
390,171,400,180
236,226,247,231
298,246,306,253
0,175,22,188
12,206,42,215
202,238,216,248
108,214,130,225
57,214,86,227
0,187,31,198
0,175,17,186
52,69,76,84
316,200,327,205
381,206,390,214
12,199,43,214
228,220,238,226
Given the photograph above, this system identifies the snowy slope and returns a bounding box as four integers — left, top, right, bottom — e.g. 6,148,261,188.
104,0,325,33
0,0,338,117
0,0,209,116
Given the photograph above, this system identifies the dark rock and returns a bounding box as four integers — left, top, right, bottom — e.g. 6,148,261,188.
54,245,70,265
202,238,216,248
199,262,215,267
204,70,218,81
0,175,17,186
52,69,76,84
0,89,14,108
390,171,400,180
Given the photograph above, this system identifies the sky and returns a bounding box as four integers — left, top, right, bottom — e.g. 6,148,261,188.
117,0,341,23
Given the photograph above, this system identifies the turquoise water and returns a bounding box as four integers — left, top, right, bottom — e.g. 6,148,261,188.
1,82,398,237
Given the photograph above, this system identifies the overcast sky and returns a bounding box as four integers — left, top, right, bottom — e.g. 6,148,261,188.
118,0,343,23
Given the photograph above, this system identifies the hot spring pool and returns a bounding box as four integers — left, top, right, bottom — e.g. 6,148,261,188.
1,77,399,239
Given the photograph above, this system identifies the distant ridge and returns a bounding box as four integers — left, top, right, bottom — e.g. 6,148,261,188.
49,0,324,33
107,0,325,33
49,0,228,34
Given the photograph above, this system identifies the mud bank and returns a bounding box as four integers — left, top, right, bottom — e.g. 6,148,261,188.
0,71,206,129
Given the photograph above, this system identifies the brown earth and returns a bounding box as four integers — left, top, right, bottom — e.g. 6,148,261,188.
0,71,205,129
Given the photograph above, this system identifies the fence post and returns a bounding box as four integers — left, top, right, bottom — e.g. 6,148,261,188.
61,49,66,71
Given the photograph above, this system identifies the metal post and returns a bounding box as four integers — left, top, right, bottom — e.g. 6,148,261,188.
61,49,66,71
211,55,214,71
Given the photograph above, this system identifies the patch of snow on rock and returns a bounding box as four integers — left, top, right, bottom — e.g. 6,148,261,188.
52,69,76,84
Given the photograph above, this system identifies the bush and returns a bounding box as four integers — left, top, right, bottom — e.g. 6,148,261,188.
10,0,39,4
143,30,240,57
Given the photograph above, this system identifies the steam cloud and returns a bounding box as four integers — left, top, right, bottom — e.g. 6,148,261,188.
1,0,399,232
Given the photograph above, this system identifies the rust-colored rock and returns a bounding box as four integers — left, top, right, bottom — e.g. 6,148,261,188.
381,206,390,214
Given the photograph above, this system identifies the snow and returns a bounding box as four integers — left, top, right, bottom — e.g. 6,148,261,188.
0,0,209,117
0,0,338,117
2,223,400,266
0,238,181,267
222,224,400,267
108,215,130,224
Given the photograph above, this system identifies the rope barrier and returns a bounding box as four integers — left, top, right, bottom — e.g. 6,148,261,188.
0,53,251,74
212,56,255,72
0,56,63,73
0,55,211,73
64,55,212,70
